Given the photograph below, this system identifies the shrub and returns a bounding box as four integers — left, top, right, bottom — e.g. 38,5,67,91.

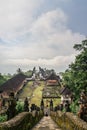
70,100,79,114
16,101,24,113
0,115,7,122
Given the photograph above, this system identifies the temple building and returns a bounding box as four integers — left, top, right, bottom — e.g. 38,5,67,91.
45,72,60,86
0,73,27,98
60,86,72,104
42,73,61,99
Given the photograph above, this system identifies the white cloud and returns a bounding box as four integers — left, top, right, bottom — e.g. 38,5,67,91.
0,0,85,74
28,9,84,57
4,55,75,66
1,54,75,73
0,0,43,40
30,9,67,36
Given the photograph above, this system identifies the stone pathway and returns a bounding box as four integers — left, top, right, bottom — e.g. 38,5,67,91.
31,116,61,130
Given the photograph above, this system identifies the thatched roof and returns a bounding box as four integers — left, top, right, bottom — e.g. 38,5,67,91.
60,87,72,95
0,73,27,94
45,73,60,81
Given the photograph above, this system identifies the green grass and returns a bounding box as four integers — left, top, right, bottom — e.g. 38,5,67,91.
18,81,61,107
52,98,61,106
19,81,33,100
43,85,60,97
18,81,45,106
30,81,44,106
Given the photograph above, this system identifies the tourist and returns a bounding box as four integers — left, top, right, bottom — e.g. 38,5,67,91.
50,99,53,111
40,99,44,111
44,105,50,116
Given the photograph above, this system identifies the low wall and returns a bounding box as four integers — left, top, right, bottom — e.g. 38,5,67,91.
0,111,43,130
51,111,87,130
0,110,7,116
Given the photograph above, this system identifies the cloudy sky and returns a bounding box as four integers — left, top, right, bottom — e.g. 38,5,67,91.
0,0,86,74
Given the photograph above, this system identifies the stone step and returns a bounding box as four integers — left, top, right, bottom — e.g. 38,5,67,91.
31,116,61,130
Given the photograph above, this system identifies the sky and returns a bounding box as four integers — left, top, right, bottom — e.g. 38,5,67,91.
0,0,86,74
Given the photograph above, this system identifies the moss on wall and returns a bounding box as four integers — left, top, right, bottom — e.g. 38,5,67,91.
51,111,87,130
0,111,43,130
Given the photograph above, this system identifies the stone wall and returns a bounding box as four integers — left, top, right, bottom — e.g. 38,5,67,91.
0,111,43,130
51,111,87,130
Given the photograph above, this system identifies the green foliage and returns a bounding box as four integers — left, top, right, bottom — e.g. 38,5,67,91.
62,39,87,99
24,70,33,77
3,73,12,80
0,75,7,86
0,115,7,122
16,101,24,113
0,73,12,86
70,100,79,114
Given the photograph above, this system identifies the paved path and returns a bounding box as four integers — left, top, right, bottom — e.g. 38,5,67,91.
31,116,61,130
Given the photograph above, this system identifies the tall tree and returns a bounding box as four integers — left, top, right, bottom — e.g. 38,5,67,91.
0,74,7,86
62,39,87,99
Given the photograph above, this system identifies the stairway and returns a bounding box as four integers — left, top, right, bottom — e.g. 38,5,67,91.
31,116,61,130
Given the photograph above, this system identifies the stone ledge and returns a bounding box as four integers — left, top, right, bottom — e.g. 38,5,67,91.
0,111,43,130
51,111,87,130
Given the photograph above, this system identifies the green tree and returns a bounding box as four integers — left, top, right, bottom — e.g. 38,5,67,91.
0,74,7,86
62,39,87,99
24,70,33,77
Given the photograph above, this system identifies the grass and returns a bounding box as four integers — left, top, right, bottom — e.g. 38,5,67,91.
52,98,61,106
30,81,44,106
18,80,61,107
43,85,60,95
18,81,45,106
18,81,34,100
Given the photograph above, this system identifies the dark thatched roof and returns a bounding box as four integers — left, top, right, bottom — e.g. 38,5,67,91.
60,87,72,95
45,73,60,81
0,73,27,93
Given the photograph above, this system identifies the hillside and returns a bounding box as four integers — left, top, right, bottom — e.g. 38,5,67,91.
18,80,61,106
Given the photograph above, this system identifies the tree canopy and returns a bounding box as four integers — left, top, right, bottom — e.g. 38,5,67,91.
62,39,87,99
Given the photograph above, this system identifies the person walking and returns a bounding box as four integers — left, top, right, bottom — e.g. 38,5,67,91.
44,105,50,116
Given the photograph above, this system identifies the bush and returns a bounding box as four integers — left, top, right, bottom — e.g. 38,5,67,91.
70,100,79,114
16,101,24,113
0,115,7,122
